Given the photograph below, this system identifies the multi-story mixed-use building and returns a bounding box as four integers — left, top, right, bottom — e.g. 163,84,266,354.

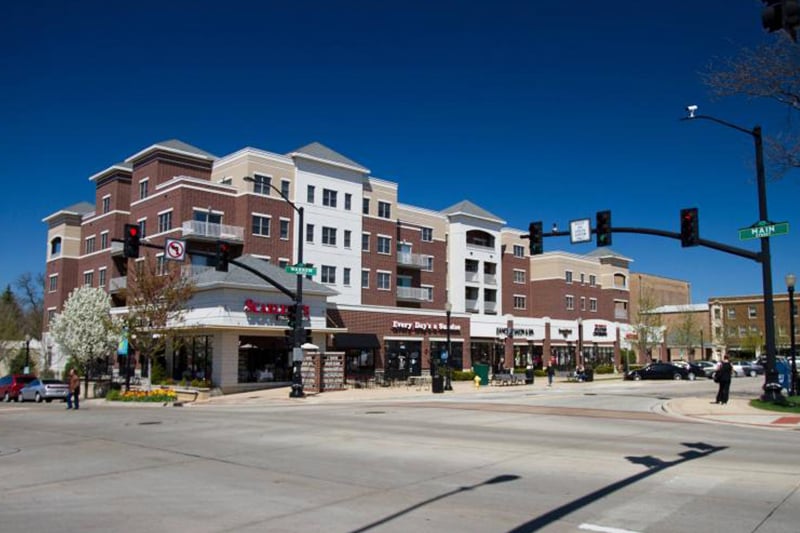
42,139,690,392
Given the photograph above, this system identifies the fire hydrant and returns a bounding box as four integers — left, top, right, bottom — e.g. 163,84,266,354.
473,375,481,388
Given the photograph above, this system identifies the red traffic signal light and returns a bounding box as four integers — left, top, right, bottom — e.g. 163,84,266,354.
528,221,543,255
680,208,699,247
123,223,140,258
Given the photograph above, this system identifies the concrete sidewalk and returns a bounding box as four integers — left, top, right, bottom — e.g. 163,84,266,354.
662,395,800,430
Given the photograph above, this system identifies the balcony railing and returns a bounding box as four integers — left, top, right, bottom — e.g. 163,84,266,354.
465,298,479,313
483,274,497,285
397,252,427,269
484,301,498,313
396,286,430,302
615,309,628,320
465,271,480,283
109,276,127,293
182,220,244,242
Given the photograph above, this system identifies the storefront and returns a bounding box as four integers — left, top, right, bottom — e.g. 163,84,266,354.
333,333,380,382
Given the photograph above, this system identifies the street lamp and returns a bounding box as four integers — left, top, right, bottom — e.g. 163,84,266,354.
683,108,782,401
576,317,583,368
243,175,305,398
24,334,31,374
787,273,797,397
444,301,453,391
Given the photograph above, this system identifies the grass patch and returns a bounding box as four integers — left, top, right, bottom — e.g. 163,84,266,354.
749,396,800,413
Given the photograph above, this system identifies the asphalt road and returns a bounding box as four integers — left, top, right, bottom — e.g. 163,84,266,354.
1,377,798,533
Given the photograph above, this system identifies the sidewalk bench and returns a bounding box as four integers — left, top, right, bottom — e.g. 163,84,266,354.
491,373,525,386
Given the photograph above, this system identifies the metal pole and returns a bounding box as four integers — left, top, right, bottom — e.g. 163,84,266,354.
788,281,797,397
24,335,30,373
445,306,452,391
290,206,305,398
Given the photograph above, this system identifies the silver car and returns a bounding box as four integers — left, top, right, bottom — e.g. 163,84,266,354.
18,378,70,403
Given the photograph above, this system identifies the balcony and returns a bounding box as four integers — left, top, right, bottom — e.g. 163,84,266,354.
397,252,427,269
615,309,628,320
182,220,244,242
109,276,127,294
465,271,480,283
396,286,430,302
465,299,479,313
483,273,497,285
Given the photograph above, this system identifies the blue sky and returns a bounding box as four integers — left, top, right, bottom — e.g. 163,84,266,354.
1,1,797,303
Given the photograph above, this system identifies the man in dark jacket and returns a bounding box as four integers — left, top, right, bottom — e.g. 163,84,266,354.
715,355,733,405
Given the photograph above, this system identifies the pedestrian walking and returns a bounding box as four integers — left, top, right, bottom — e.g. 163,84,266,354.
714,355,733,405
547,361,556,387
66,368,80,410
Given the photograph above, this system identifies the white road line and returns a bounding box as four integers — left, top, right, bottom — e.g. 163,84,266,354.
579,524,641,533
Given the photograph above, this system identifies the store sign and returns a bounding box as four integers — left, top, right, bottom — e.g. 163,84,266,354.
557,328,573,338
243,299,309,317
391,320,461,334
593,325,608,337
496,327,539,338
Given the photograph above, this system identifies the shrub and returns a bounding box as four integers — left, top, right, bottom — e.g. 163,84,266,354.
453,370,476,381
593,364,615,374
150,361,167,385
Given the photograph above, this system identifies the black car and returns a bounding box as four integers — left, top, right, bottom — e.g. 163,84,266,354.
625,363,696,381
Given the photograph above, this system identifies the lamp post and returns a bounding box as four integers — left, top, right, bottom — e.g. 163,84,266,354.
24,334,31,374
243,176,305,398
683,110,781,400
787,273,797,397
576,317,583,368
444,301,453,391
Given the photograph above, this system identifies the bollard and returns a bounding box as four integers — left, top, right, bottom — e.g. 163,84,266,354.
474,375,481,388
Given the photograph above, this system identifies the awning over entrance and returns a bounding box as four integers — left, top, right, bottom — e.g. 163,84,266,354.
334,333,380,350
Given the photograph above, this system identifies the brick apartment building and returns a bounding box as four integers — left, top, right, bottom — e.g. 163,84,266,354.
42,139,690,391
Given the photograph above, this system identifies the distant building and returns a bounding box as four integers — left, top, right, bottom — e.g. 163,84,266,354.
709,294,796,359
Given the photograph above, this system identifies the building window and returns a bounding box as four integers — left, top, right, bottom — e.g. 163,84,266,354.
306,224,314,243
377,271,391,290
85,236,96,254
565,271,573,283
580,297,586,311
748,306,757,319
307,185,315,203
727,308,736,319
156,255,166,276
362,233,370,252
278,258,289,269
614,273,627,289
422,286,433,301
102,195,110,214
362,198,369,215
513,245,524,258
344,230,352,249
378,201,391,219
322,227,337,246
280,219,290,240
49,275,58,292
738,326,747,337
139,179,149,200
589,274,596,286
377,236,391,254
361,269,370,288
343,268,351,286
422,227,433,242
423,256,434,271
714,308,721,319
252,215,270,237
513,270,525,283
252,174,271,195
50,237,62,257
100,231,108,250
158,211,173,233
323,189,337,207
83,271,94,287
281,180,290,198
514,296,526,309
590,298,598,312
345,193,352,211
98,268,106,287
139,219,147,238
566,295,574,310
580,273,585,284
321,265,336,284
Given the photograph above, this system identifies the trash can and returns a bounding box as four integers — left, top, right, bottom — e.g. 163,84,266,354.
473,363,490,387
525,367,534,385
584,367,594,382
432,375,444,393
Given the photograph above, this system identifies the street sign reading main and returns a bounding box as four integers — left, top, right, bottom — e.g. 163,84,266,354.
738,221,789,241
286,264,317,276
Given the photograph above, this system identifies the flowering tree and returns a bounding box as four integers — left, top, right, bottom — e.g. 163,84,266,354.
50,286,120,394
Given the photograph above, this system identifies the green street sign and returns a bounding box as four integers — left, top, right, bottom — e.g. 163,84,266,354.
738,221,789,241
286,264,317,276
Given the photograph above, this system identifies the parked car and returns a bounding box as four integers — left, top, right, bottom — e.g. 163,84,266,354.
625,363,696,381
0,374,38,402
673,360,712,379
18,378,70,403
691,360,717,378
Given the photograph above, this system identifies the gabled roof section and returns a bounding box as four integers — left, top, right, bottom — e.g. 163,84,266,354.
192,255,338,296
585,247,633,262
42,201,96,223
441,200,506,224
88,162,133,182
289,142,370,174
650,303,709,314
125,139,217,164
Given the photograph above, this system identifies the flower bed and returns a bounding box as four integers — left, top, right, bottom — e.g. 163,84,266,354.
106,388,178,403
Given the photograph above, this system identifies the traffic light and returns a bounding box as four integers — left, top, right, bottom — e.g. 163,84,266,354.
680,208,700,247
762,0,799,41
304,328,313,344
123,224,140,258
215,240,230,272
286,304,298,330
528,221,543,255
595,210,612,247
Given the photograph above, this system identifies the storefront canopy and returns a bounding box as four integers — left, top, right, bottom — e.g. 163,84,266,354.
334,333,380,350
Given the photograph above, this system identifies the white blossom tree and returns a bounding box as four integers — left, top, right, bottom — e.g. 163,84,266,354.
50,286,120,394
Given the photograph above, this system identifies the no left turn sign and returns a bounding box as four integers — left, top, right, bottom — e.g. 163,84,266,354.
165,239,187,261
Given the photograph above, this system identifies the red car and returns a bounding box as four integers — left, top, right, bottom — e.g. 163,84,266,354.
0,374,37,402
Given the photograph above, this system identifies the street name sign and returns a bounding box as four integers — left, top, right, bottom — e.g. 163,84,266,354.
570,218,591,244
738,221,789,241
286,264,317,276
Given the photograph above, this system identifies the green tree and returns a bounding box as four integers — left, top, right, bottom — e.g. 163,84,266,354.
0,285,23,368
672,312,700,359
635,289,663,363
